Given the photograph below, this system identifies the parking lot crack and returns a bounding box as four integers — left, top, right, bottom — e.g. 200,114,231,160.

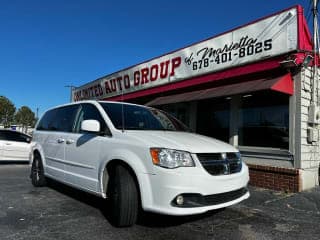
263,193,294,205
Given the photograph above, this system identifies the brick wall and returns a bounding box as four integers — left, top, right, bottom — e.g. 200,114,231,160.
248,164,301,192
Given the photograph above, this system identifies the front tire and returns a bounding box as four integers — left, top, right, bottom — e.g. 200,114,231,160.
108,165,139,227
31,153,47,187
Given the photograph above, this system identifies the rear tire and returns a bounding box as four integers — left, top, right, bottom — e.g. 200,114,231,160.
31,153,47,187
108,164,139,227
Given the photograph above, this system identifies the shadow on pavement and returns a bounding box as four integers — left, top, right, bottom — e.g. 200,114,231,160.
45,178,221,228
136,209,223,228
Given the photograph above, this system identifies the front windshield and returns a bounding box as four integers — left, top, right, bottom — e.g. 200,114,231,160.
99,102,189,131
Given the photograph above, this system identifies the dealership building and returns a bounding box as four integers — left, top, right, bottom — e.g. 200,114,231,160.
73,5,320,192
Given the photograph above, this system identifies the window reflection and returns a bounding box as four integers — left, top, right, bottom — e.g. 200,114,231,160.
239,91,289,149
197,98,230,143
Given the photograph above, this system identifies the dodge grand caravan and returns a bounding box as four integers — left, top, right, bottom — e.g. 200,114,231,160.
30,101,250,227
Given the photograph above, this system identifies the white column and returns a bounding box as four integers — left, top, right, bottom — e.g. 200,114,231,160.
229,95,242,147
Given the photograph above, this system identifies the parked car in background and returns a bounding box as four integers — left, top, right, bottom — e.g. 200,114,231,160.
0,129,32,162
30,101,250,227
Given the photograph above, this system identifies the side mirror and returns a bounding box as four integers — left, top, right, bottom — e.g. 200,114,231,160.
81,120,100,133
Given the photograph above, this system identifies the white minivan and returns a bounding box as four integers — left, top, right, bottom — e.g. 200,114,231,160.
30,100,249,227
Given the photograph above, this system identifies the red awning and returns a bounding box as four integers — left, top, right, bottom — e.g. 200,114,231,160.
146,73,293,106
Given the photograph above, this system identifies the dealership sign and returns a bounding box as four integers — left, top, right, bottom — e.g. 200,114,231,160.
73,7,298,101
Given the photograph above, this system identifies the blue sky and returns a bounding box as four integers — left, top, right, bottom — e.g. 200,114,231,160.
0,0,312,117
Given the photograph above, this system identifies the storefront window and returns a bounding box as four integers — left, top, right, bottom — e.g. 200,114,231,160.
197,98,230,143
239,91,289,149
159,103,190,127
155,90,289,149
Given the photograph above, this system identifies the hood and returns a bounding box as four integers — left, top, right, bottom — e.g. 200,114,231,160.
123,131,237,153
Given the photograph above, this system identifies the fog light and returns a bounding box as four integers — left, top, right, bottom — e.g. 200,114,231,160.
176,195,184,205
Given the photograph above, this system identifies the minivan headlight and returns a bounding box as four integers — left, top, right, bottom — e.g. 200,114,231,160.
150,148,195,169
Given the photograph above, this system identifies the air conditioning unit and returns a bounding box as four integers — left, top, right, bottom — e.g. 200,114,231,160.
308,104,320,125
307,127,319,143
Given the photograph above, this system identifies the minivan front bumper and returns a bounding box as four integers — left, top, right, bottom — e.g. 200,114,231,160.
140,162,250,216
170,187,249,208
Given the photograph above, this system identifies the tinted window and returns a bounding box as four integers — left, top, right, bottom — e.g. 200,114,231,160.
36,109,58,131
54,106,79,132
0,131,5,140
0,130,30,143
37,105,79,132
99,102,188,131
74,104,107,133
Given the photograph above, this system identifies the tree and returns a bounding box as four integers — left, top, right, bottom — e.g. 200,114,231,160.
15,106,36,131
0,96,16,127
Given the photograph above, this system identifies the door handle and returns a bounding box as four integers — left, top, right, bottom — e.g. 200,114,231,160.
5,142,12,145
66,139,75,145
57,138,65,144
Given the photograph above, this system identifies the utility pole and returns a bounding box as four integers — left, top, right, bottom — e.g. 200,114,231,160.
313,0,319,105
308,0,320,142
65,85,76,102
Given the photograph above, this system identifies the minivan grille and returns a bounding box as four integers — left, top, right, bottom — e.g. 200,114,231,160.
197,153,242,176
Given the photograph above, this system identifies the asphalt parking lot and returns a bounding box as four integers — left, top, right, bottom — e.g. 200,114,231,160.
0,164,320,240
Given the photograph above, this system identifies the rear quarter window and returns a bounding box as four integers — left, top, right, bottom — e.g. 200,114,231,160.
36,105,79,132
